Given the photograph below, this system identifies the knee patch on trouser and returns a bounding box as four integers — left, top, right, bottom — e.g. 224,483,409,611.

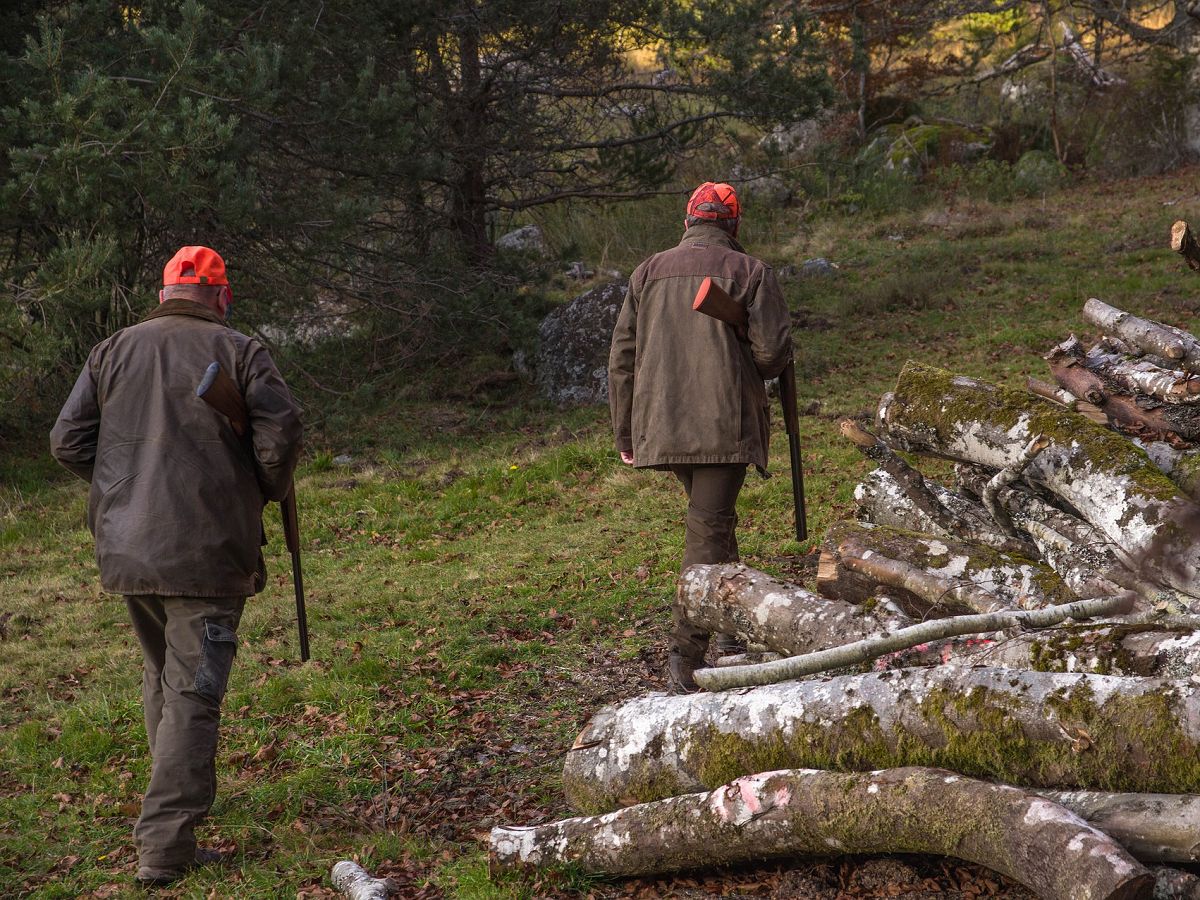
193,620,238,704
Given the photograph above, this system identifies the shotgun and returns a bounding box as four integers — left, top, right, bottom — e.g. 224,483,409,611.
693,277,808,541
196,362,311,661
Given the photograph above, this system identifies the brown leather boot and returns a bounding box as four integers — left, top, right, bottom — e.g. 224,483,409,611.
135,847,228,887
667,651,703,695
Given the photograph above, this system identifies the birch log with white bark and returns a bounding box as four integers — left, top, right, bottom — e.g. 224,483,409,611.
1135,440,1200,502
877,361,1200,600
495,768,1153,899
693,594,1130,692
676,563,910,658
1080,343,1200,404
331,862,390,900
817,519,1075,613
1083,298,1200,374
562,667,1200,813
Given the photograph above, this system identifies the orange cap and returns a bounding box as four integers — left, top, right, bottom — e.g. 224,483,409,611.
163,246,231,300
685,182,740,221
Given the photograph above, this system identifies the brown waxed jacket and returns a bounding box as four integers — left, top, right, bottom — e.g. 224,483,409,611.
50,300,303,598
608,224,793,471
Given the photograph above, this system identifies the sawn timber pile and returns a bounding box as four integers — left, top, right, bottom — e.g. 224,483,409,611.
488,299,1200,900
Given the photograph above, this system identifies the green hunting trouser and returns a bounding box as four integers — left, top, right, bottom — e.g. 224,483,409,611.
125,595,244,868
669,463,747,663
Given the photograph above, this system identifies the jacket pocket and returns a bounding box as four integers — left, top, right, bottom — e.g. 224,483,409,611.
194,619,239,704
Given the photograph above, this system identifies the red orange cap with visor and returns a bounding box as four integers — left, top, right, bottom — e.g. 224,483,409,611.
685,182,740,225
161,246,233,304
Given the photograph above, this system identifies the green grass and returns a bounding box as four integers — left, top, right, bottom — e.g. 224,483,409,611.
4,166,1200,897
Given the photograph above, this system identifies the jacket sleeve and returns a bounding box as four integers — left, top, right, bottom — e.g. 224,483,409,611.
608,283,639,455
746,265,793,379
49,349,102,482
242,343,304,501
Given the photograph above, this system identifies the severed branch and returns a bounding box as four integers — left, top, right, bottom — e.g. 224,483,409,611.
1027,377,1110,423
331,861,390,900
693,593,1133,692
493,768,1152,899
1171,220,1200,272
981,433,1049,536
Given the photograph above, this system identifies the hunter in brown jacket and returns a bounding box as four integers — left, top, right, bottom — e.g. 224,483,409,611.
50,246,303,886
608,183,793,692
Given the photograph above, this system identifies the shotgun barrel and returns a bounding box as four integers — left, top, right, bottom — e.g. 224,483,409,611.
197,362,311,660
692,278,807,541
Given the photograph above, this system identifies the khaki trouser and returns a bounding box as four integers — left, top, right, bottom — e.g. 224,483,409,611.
125,595,244,868
669,463,747,662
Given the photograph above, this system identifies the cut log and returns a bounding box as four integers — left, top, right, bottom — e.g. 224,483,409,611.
677,563,911,658
1027,376,1110,423
331,861,390,900
1171,220,1200,273
819,519,1076,613
694,593,1131,692
878,361,1200,599
1135,439,1200,502
880,622,1200,679
1047,338,1200,442
494,767,1153,899
562,667,1200,814
1081,343,1200,404
1037,788,1200,864
1083,298,1200,374
853,467,1035,557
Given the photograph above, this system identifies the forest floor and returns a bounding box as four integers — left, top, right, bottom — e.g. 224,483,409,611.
3,167,1200,898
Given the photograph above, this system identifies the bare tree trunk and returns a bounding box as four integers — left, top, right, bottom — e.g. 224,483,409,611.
877,361,1200,599
495,768,1153,898
677,563,910,658
562,666,1200,814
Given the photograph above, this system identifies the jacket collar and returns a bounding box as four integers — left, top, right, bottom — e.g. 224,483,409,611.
678,223,746,254
143,298,228,326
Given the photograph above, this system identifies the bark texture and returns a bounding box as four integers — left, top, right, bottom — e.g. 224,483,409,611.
1172,220,1200,273
693,595,1130,692
1036,788,1200,864
678,563,910,658
331,862,390,900
878,361,1200,600
819,519,1075,614
1083,298,1200,374
562,667,1200,814
496,767,1152,899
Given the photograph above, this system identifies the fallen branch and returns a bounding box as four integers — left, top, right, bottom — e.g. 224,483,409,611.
495,768,1152,898
693,594,1131,691
981,433,1049,536
1037,788,1200,864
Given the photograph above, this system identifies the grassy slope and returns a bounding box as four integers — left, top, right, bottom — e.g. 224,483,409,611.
2,169,1199,898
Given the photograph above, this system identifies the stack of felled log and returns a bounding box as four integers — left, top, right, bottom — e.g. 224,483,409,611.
489,300,1200,900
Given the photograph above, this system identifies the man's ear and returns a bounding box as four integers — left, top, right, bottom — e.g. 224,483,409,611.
158,289,165,304
218,286,233,316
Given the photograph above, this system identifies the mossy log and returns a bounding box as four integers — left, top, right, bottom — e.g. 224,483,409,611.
677,563,911,658
882,622,1200,679
877,361,1200,599
1136,440,1200,502
818,519,1074,614
562,667,1200,814
1083,299,1200,375
1036,788,1200,864
495,768,1153,899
